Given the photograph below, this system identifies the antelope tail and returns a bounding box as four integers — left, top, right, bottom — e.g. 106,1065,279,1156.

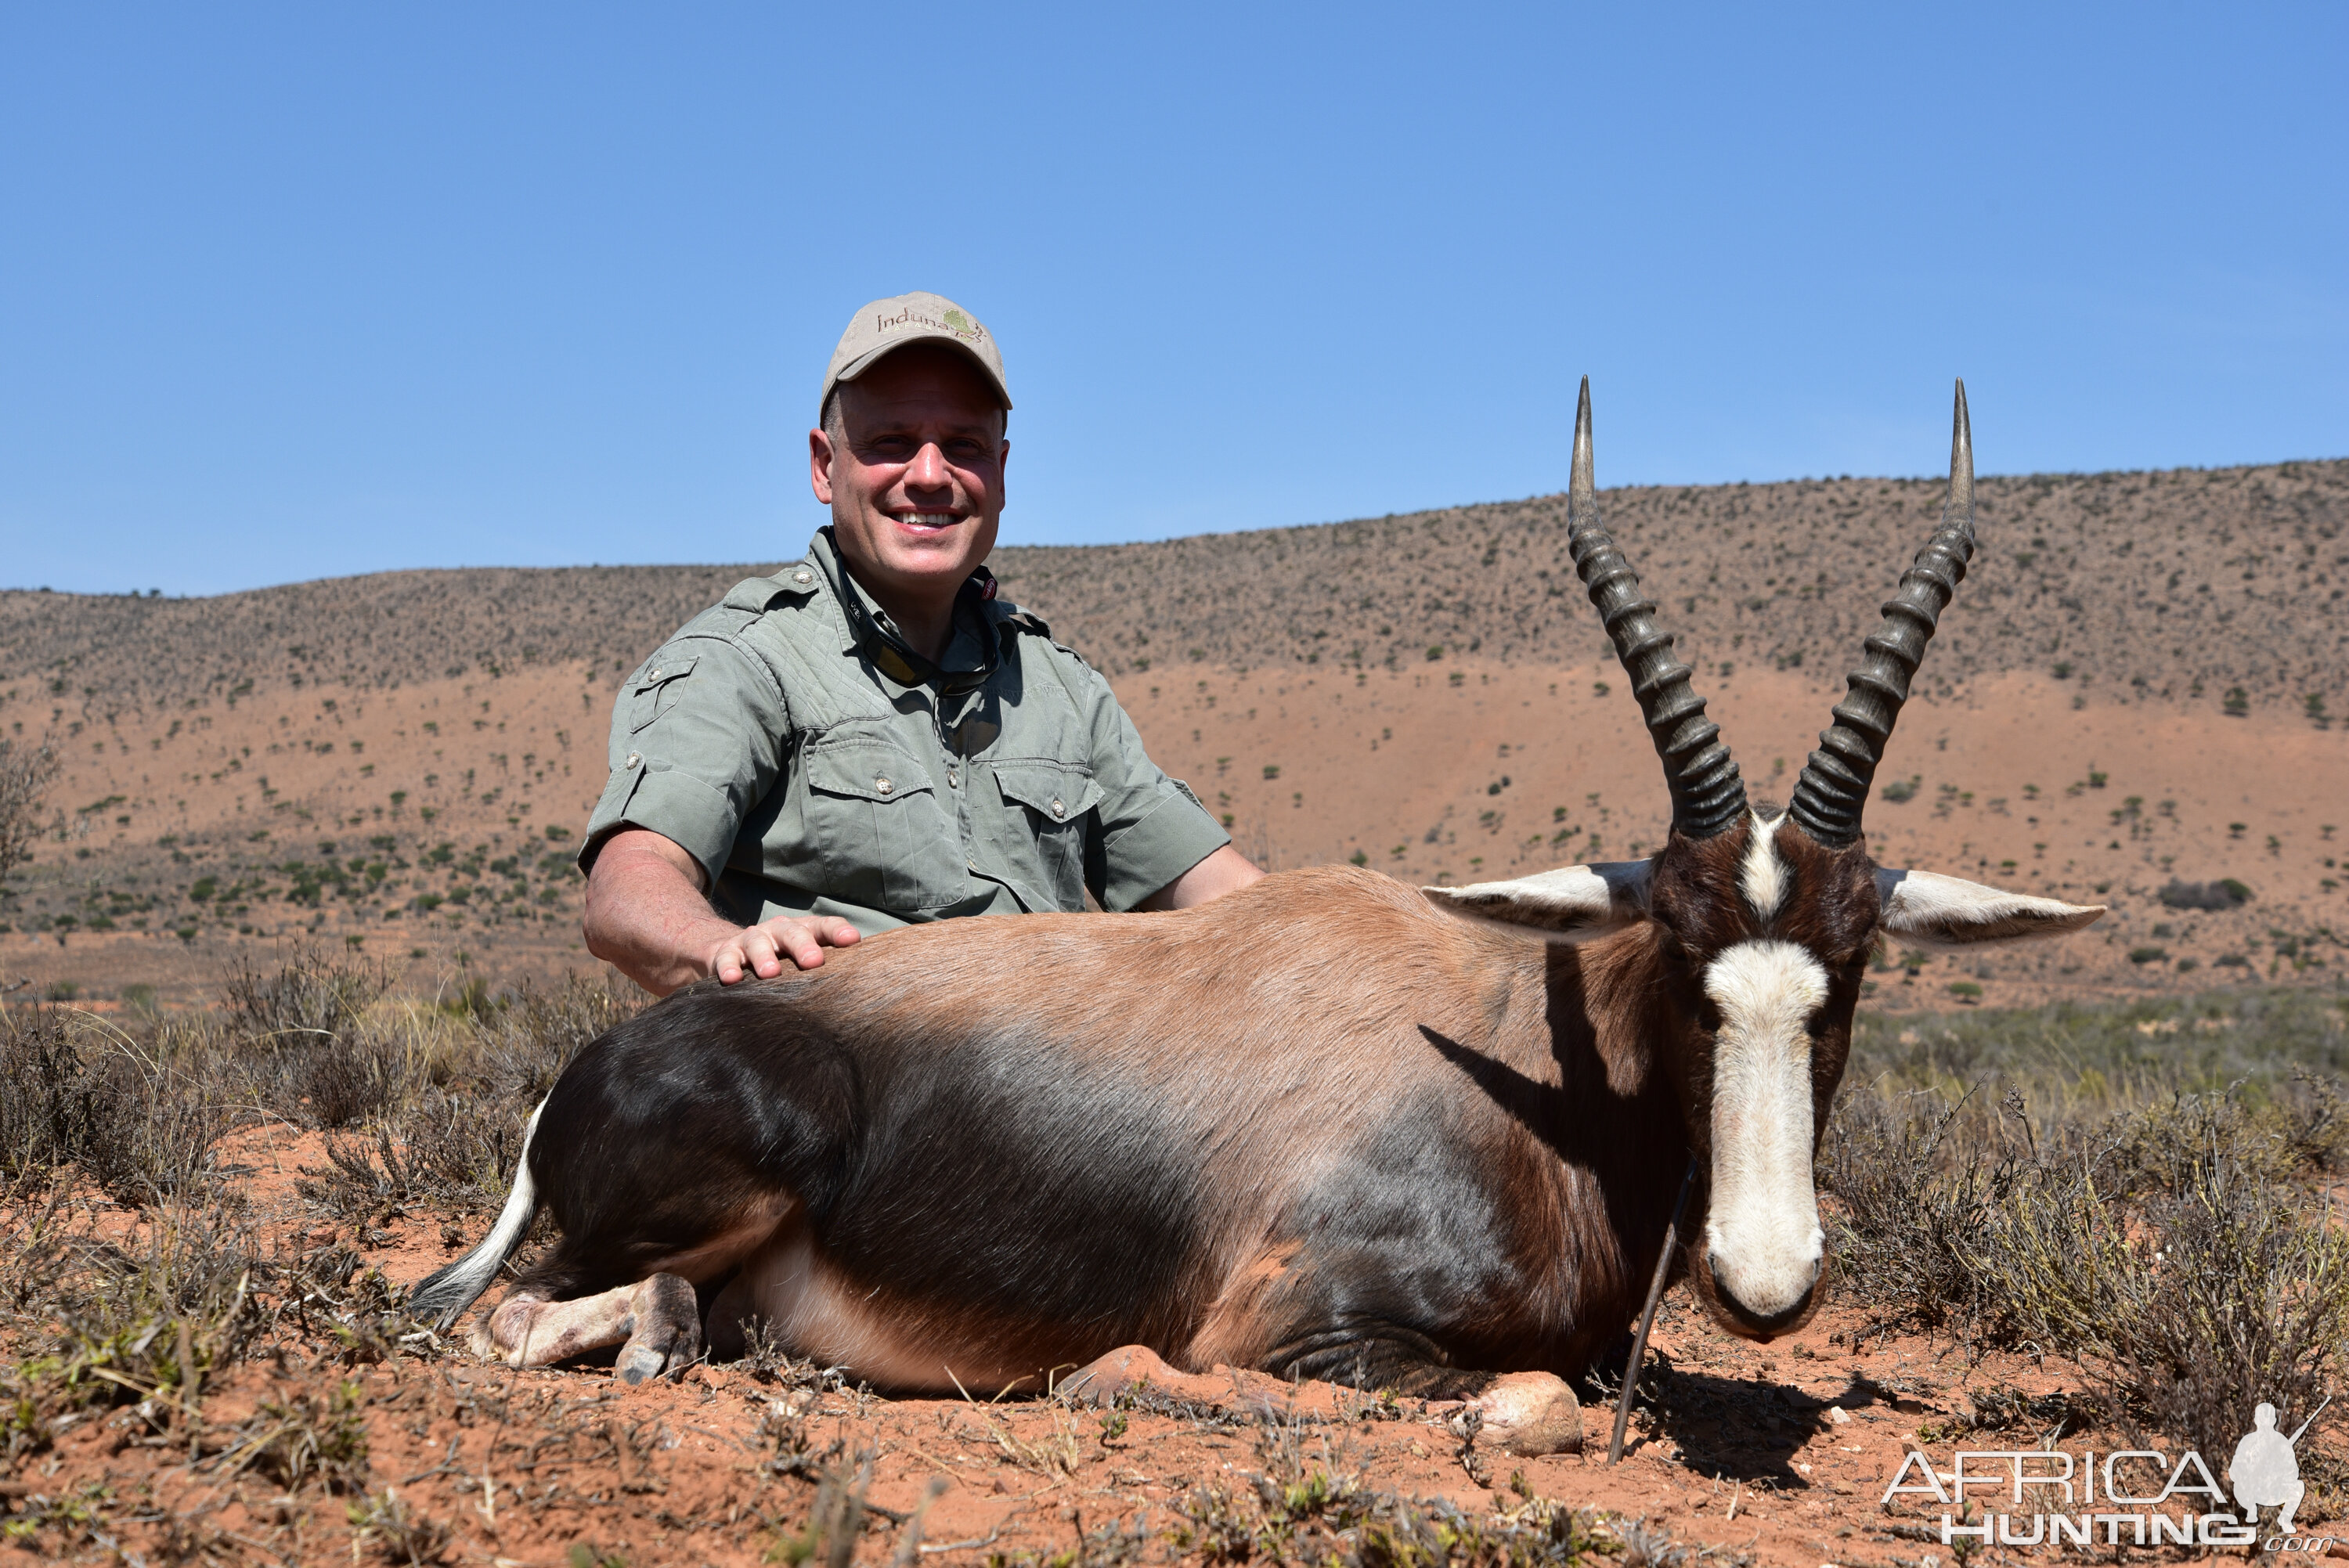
406,1099,545,1332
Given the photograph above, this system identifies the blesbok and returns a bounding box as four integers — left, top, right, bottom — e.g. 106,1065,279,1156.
412,380,2100,1455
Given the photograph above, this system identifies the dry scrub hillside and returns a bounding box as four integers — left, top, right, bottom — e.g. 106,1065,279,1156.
1009,459,2349,714
2,458,2346,1010
5,457,2347,715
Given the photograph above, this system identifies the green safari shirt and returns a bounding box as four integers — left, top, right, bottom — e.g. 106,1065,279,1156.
579,528,1229,934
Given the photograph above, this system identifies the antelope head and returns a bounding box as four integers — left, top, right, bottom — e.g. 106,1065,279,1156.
1427,380,2103,1340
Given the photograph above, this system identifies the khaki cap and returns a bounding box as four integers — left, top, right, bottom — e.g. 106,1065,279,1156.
818,291,1011,420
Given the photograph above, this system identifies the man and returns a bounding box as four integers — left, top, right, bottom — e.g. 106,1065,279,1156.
579,291,1260,996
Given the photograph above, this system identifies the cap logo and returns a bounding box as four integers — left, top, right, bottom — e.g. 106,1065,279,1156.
875,307,989,347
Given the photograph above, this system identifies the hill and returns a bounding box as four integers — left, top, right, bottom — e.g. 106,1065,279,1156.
2,457,2345,1015
6,458,2346,718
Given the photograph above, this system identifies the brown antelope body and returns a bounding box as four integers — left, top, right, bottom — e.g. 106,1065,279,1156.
412,381,2100,1454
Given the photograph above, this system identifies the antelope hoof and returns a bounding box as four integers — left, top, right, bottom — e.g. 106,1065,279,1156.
617,1274,702,1386
1460,1372,1582,1457
1063,1344,1217,1408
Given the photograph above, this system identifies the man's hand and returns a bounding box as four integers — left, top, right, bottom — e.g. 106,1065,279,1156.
703,914,861,985
583,827,859,997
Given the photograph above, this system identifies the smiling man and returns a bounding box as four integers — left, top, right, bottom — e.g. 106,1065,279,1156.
579,292,1260,996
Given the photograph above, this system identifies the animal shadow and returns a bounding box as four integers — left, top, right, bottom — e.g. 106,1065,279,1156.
1629,1357,1891,1485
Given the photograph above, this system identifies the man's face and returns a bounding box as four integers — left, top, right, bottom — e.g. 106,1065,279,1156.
810,345,1008,604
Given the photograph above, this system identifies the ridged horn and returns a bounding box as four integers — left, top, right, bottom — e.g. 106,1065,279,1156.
1786,380,1977,849
1566,378,1746,840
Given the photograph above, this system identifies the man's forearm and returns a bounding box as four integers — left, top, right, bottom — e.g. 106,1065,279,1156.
583,827,863,994
582,834,742,996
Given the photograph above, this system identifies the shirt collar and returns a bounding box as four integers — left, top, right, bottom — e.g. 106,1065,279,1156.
806,527,1000,692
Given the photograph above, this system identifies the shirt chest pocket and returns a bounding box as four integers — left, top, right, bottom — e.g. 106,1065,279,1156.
988,762,1108,911
801,741,969,910
627,654,701,734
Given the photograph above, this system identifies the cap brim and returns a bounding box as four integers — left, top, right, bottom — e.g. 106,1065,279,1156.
832,336,1012,411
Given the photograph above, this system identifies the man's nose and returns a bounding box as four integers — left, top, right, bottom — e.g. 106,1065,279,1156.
904,442,951,492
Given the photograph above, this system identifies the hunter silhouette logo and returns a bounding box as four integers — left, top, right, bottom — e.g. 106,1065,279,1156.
1883,1396,2335,1552
2232,1398,2328,1534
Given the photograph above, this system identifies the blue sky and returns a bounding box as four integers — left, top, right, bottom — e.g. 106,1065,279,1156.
3,3,2343,595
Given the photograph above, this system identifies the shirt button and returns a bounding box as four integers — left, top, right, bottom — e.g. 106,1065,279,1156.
794,570,814,584
1050,798,1066,818
625,752,641,770
875,777,893,795
947,769,960,788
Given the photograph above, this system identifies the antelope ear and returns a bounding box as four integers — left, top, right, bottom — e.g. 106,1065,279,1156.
1875,868,2105,946
1424,862,1652,941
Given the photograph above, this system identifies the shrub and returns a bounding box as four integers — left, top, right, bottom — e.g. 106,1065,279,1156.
223,945,392,1045
1974,1095,2349,1459
464,975,636,1104
1820,1092,2002,1333
0,1200,267,1422
222,947,405,1129
0,738,63,890
376,1089,525,1215
1824,1071,2349,1461
0,1004,226,1203
2160,877,2252,910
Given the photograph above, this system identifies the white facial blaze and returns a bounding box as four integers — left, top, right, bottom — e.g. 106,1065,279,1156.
1702,940,1830,1320
1739,810,1789,921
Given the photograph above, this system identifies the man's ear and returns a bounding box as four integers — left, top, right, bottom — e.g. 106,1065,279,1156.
810,425,837,506
1876,868,2105,947
1424,863,1651,942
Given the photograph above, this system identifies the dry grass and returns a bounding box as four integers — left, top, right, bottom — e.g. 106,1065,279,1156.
4,949,2344,1559
1824,989,2349,1472
2,944,628,1216
1170,1448,1629,1568
0,1003,227,1204
0,944,633,1512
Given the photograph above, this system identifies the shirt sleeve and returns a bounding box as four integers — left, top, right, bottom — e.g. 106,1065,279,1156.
1062,651,1232,910
578,632,787,890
